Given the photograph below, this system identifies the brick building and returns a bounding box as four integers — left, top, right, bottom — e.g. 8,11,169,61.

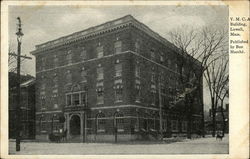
31,15,203,142
9,78,36,139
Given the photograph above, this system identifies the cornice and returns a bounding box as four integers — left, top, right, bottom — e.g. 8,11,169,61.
30,15,201,66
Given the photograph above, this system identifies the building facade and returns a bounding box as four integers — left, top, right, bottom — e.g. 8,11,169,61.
9,78,36,139
31,15,203,142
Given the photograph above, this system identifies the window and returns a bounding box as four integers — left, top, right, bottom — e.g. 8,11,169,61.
80,47,87,60
66,71,72,84
115,63,122,77
151,72,156,83
152,114,158,130
40,116,46,133
181,67,185,75
171,120,178,132
97,67,103,80
72,93,80,105
114,79,123,102
115,113,124,132
151,85,156,105
52,90,58,109
66,94,71,106
66,50,72,64
135,64,140,78
163,120,167,131
53,73,58,88
54,55,59,67
150,49,155,60
96,82,104,104
182,121,187,132
66,92,86,107
41,57,46,70
135,39,140,53
134,113,139,132
160,53,164,63
167,59,171,68
97,113,105,132
53,104,58,109
41,83,46,91
114,41,122,54
81,67,87,82
97,45,103,58
161,85,167,106
81,92,87,106
175,63,178,72
40,95,46,110
135,79,141,102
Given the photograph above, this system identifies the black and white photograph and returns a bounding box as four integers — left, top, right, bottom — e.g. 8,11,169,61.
3,1,244,157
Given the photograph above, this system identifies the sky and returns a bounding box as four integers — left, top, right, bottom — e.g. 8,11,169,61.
8,5,229,110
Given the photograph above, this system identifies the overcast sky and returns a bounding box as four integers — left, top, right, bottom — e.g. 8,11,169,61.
8,5,228,110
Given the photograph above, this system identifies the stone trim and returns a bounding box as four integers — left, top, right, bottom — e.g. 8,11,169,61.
36,110,62,114
90,104,159,111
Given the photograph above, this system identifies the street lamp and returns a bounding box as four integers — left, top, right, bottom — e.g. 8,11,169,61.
15,17,24,152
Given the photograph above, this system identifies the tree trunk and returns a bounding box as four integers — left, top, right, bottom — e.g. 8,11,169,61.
212,108,216,137
220,101,225,137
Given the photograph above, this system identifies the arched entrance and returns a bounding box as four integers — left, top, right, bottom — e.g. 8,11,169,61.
70,115,80,135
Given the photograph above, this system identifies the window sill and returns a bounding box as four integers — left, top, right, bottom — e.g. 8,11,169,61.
97,103,104,105
115,100,123,103
65,105,83,107
117,129,124,132
97,129,105,133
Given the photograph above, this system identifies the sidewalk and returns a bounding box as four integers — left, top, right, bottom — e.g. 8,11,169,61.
9,135,229,155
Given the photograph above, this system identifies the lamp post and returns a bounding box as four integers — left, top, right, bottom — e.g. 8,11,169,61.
15,17,24,152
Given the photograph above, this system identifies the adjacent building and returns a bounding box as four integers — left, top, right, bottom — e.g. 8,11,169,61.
31,15,203,142
9,78,36,139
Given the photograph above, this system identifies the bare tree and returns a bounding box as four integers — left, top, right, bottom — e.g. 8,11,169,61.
204,57,229,137
168,25,228,138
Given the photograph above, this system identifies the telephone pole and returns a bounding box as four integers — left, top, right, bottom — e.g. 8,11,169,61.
13,17,31,151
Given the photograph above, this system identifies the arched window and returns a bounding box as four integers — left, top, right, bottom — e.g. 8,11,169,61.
97,113,105,132
134,111,140,132
40,115,46,133
115,113,124,132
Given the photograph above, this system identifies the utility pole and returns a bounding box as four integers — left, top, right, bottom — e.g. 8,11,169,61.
12,17,31,151
158,79,163,141
83,88,88,143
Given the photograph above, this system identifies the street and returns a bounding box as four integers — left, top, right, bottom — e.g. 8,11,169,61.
9,135,228,155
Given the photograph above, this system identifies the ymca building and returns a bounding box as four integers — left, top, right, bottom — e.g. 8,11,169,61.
31,15,203,142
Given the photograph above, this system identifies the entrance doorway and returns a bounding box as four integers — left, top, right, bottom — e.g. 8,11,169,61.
70,115,80,135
